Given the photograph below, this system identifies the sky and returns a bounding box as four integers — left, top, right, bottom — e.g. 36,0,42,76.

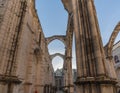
35,0,120,71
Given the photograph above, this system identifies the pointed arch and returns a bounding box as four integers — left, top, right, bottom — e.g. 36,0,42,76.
105,22,120,57
46,35,66,47
50,53,65,60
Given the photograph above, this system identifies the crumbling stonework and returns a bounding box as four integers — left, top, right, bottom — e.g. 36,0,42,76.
0,0,55,93
62,0,118,93
0,0,119,93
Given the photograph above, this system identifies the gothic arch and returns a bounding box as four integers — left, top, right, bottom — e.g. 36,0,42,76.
45,35,66,47
105,22,120,57
50,53,65,61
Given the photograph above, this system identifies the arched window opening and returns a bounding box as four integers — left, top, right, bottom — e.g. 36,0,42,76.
114,55,120,63
48,40,65,54
52,56,64,71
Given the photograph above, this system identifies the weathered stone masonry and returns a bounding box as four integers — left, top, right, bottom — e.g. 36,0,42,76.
0,0,55,93
0,0,119,93
62,0,118,93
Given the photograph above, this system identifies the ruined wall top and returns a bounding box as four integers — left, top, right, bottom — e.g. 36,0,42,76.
61,0,72,13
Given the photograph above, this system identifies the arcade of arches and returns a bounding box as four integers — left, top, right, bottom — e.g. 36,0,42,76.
0,0,119,93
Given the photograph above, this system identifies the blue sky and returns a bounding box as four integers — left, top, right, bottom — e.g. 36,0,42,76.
35,0,120,70
94,0,120,45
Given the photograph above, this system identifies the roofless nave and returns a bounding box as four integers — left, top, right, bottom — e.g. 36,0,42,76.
0,0,120,93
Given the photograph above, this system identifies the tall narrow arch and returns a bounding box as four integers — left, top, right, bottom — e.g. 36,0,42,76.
51,54,65,71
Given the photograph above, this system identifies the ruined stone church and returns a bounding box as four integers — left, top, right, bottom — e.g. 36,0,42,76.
0,0,120,93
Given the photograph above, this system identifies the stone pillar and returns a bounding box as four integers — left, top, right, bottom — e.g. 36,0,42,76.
34,47,45,93
71,0,117,93
23,83,32,93
106,56,117,79
66,56,74,93
65,14,74,93
43,85,46,93
87,0,106,76
0,84,7,93
71,0,84,78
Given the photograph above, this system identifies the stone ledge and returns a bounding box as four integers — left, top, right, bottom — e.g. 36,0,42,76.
62,84,74,88
75,77,117,85
24,82,32,85
0,75,22,84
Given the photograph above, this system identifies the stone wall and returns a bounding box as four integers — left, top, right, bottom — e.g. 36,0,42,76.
0,0,55,93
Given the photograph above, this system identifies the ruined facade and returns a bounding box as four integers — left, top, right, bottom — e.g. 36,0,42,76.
62,0,118,93
0,0,55,93
0,0,119,93
104,21,120,93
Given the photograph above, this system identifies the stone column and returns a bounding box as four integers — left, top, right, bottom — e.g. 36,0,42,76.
71,0,84,78
87,0,106,76
65,56,74,93
106,56,117,79
43,85,46,93
65,16,74,93
71,0,117,93
34,47,45,93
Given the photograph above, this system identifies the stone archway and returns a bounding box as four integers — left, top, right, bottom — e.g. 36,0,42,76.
104,22,120,80
50,53,65,61
105,22,120,58
50,53,65,93
46,35,66,47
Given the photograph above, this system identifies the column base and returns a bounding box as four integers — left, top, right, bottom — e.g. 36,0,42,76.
75,77,117,93
75,76,117,85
